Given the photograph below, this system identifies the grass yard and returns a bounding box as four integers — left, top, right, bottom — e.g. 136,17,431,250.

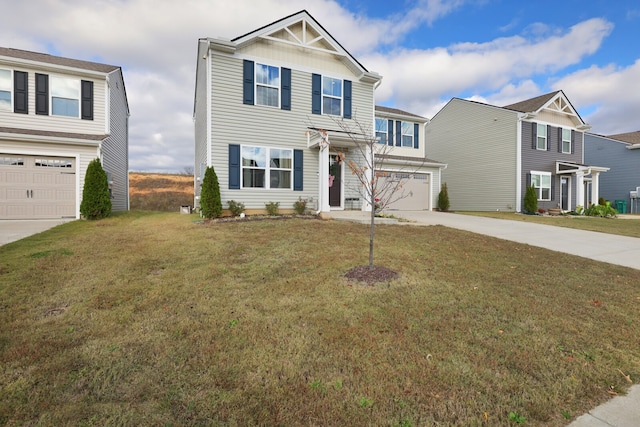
1,212,639,426
460,211,640,238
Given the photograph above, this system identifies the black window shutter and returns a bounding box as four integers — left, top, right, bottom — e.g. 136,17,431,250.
558,128,563,153
293,149,303,191
395,120,401,146
13,71,28,114
243,60,254,105
81,80,93,120
281,67,291,111
531,122,537,149
526,173,531,187
311,74,321,114
547,125,551,151
343,80,352,119
571,130,576,154
387,120,394,146
551,177,555,201
413,123,419,149
229,144,240,189
35,73,49,115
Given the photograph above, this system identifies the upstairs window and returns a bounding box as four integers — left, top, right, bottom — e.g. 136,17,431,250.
375,118,388,144
401,122,414,147
531,171,551,201
0,69,11,111
255,63,280,107
322,76,342,116
536,123,547,150
51,76,80,117
561,128,571,153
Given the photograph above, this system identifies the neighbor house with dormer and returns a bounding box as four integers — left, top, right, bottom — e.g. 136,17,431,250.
193,10,445,214
0,47,129,220
426,90,608,212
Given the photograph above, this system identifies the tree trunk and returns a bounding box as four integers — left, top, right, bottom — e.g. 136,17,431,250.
369,202,375,268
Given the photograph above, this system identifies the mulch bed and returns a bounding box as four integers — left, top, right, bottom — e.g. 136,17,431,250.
344,265,399,285
201,214,320,224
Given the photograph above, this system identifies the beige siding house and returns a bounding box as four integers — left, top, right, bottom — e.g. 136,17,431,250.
193,10,444,214
426,91,607,212
0,47,129,219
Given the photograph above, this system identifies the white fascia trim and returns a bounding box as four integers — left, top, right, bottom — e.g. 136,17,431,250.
206,43,212,168
0,132,101,146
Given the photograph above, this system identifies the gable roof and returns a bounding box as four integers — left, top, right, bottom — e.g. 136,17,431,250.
0,46,119,74
375,105,427,121
503,90,587,128
607,130,640,145
502,91,560,113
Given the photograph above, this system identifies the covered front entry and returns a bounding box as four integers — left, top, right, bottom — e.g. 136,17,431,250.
560,176,570,211
329,154,342,208
0,154,76,219
379,172,430,210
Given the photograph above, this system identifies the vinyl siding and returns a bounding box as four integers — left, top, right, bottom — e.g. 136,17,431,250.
0,138,98,218
426,99,518,211
207,51,375,210
101,69,129,211
584,134,639,207
0,64,107,135
521,121,583,210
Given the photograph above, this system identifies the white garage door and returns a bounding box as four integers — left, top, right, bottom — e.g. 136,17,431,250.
0,154,76,219
379,172,430,211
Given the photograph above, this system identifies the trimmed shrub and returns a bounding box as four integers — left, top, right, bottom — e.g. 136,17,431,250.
293,197,307,215
523,185,538,214
437,182,450,212
200,166,222,219
227,200,245,217
80,158,112,220
265,201,280,216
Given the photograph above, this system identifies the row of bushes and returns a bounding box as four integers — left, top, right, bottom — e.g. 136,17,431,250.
524,185,618,218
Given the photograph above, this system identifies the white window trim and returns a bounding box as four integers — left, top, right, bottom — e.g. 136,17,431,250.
561,128,571,154
0,68,12,112
50,75,81,118
531,170,552,201
255,63,280,108
401,121,414,148
536,123,547,150
322,76,342,116
241,145,293,190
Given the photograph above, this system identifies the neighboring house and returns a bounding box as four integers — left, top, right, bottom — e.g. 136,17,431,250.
584,130,640,213
193,10,443,214
0,47,129,220
426,90,608,212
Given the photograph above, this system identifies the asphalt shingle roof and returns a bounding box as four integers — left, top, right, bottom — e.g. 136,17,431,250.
0,47,119,74
607,130,640,145
502,91,561,113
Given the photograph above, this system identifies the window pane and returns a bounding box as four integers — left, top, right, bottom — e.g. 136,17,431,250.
541,175,551,186
0,91,10,110
0,69,10,90
376,132,387,145
537,124,546,137
375,118,387,132
541,188,550,200
51,76,80,98
256,86,278,107
402,122,413,135
256,64,279,86
531,175,540,186
323,97,341,116
242,146,266,167
270,170,291,189
270,149,292,169
322,77,341,97
562,129,571,141
52,97,79,117
402,135,413,147
243,168,265,188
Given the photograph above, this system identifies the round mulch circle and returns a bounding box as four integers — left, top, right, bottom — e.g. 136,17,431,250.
344,265,399,285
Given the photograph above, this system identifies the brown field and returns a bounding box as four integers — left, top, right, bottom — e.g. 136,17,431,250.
129,172,193,211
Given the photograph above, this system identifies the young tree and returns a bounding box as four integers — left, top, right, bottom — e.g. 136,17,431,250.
200,166,222,219
524,185,538,214
314,115,424,269
80,158,112,220
437,182,450,212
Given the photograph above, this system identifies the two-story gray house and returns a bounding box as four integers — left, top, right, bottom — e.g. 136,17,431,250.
426,90,608,212
0,47,129,220
193,10,444,214
584,130,640,213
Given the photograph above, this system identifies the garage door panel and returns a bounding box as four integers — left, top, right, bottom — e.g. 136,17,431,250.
380,172,430,211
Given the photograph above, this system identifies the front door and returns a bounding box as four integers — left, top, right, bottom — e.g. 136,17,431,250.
560,176,569,211
329,155,341,207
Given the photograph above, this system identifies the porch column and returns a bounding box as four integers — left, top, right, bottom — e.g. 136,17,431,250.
575,172,585,209
591,172,600,206
319,141,331,213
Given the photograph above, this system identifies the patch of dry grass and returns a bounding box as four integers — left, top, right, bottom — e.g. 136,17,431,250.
129,172,193,211
1,212,639,426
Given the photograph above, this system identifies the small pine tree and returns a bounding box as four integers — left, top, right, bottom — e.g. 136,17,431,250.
524,185,538,214
80,158,112,220
200,166,222,219
437,182,450,212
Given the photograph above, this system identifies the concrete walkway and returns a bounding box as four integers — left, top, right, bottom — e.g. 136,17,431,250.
0,219,73,246
330,210,640,426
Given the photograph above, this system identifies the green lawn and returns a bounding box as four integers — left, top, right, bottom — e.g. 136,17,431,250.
459,211,640,238
1,211,639,426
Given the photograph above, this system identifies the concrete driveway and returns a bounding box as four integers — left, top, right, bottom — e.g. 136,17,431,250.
330,210,640,271
0,219,74,247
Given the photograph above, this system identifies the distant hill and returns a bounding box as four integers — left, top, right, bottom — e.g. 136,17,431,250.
129,172,193,211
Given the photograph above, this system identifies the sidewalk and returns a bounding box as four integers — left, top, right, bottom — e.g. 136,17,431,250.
329,210,640,426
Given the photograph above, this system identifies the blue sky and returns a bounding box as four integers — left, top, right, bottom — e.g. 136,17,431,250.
1,0,639,172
